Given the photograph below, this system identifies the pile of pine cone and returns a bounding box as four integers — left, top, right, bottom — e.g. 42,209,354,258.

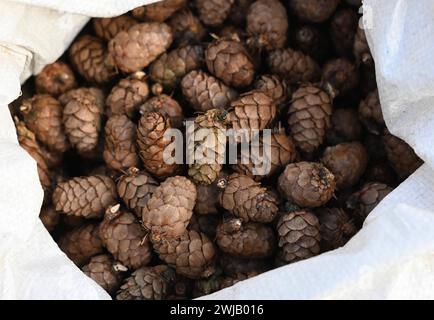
9,0,423,300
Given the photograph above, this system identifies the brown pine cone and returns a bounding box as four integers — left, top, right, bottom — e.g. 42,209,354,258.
99,205,153,269
278,162,336,208
106,72,150,119
137,111,180,179
142,176,197,239
20,95,69,153
276,210,320,265
189,214,221,239
194,172,229,215
315,207,356,252
219,254,268,276
132,0,186,22
354,27,374,67
233,129,297,179
108,23,173,73
168,9,206,46
254,74,289,107
359,90,384,135
288,85,333,155
149,45,204,89
205,37,255,88
188,109,228,185
103,115,140,172
39,206,60,232
364,163,397,186
151,230,217,279
52,175,117,219
195,0,234,27
321,142,368,189
82,254,125,295
246,0,288,51
116,265,175,300
219,173,279,223
322,58,359,98
69,35,116,84
93,15,138,41
327,108,363,145
228,90,277,141
382,130,423,179
289,0,339,23
181,70,238,112
216,218,276,259
330,9,358,57
268,48,320,85
347,182,393,221
15,119,53,195
117,168,159,218
61,88,104,155
294,25,330,62
35,62,77,97
139,94,184,129
58,223,103,266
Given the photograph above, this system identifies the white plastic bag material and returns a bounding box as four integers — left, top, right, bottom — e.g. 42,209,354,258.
2,0,434,300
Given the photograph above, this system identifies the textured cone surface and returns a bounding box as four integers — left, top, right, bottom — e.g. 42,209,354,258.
16,120,52,194
216,218,276,258
354,27,373,67
61,88,104,154
277,210,320,265
58,223,103,266
69,35,116,84
321,142,368,189
233,129,296,179
189,214,220,239
132,0,186,22
168,9,206,45
21,95,69,153
40,206,60,232
103,115,140,172
268,48,320,85
205,38,255,88
327,108,362,145
137,111,179,179
219,254,268,276
106,74,149,119
383,130,423,179
246,0,288,51
254,74,289,106
188,109,228,185
35,62,77,97
108,23,173,73
116,265,175,300
53,175,117,219
142,176,197,239
228,90,277,140
139,94,184,129
288,85,332,155
82,254,124,294
330,9,358,57
322,58,359,98
181,70,238,112
347,182,393,221
359,90,385,135
278,162,336,208
117,168,158,218
219,173,279,223
195,0,234,27
93,15,138,41
99,206,153,269
149,45,204,89
289,0,339,23
315,207,356,252
152,230,217,279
